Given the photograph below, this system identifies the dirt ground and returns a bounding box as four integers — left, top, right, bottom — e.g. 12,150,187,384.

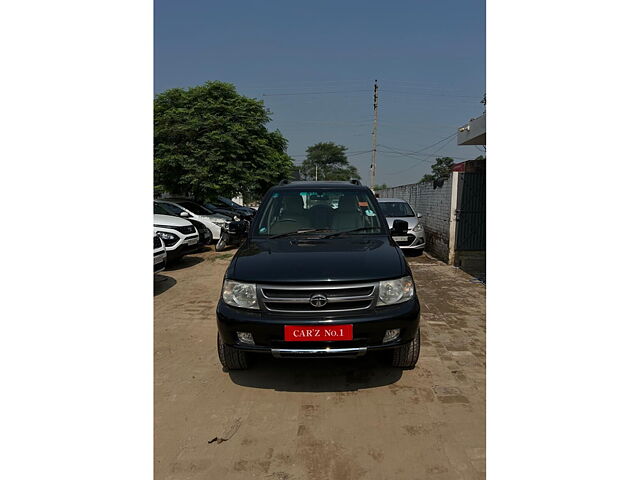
154,247,485,480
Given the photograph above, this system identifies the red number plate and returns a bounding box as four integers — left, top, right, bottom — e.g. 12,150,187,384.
284,325,353,341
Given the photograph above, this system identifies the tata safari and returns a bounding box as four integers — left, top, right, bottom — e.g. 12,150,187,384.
216,181,421,370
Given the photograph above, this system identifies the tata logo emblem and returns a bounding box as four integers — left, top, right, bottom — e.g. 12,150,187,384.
309,294,328,308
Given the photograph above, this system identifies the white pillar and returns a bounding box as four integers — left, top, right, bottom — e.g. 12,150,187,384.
448,172,460,265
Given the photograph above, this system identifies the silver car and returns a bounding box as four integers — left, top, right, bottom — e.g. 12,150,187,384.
377,198,426,253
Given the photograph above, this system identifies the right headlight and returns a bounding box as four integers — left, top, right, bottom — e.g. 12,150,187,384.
222,279,258,309
377,276,415,306
155,230,179,247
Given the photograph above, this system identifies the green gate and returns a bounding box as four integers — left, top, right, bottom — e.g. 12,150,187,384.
455,173,486,251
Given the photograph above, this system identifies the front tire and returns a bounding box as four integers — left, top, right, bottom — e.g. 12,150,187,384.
391,328,421,368
217,333,248,370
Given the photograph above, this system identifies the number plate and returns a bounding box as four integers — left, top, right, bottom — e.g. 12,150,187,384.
393,236,409,242
284,325,353,341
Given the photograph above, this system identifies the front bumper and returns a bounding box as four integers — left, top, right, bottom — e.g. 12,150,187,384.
153,252,166,273
395,231,426,250
166,236,199,261
216,297,420,356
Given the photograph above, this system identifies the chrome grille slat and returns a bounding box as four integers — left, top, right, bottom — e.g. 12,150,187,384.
258,282,378,313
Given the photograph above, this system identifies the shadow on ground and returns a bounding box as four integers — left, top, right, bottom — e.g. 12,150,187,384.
154,274,177,296
164,256,204,271
228,351,403,392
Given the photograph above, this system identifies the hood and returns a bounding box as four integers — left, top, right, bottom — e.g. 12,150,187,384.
153,214,193,227
228,236,407,283
201,214,232,222
384,216,419,230
209,207,237,217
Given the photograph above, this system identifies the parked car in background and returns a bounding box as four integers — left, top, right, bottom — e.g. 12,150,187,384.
214,218,249,251
154,202,211,248
153,213,199,262
155,199,232,242
216,181,421,371
205,196,256,220
201,203,243,222
377,198,426,255
154,233,167,273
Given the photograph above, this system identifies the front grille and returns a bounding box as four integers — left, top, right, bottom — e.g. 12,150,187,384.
259,282,377,313
154,235,162,248
174,225,196,235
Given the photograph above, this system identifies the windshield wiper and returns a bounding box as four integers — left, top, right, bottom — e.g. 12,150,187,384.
319,227,379,239
268,228,334,239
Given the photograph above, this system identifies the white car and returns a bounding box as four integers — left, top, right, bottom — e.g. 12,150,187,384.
377,197,426,254
153,214,200,262
155,199,232,242
154,233,167,273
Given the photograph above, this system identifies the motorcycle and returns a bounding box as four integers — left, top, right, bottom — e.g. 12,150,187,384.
215,220,249,251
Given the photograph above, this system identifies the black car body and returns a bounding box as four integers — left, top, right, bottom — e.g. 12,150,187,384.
205,196,256,221
216,181,421,370
186,218,212,249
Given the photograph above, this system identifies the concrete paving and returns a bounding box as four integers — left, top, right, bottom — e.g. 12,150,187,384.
154,248,485,479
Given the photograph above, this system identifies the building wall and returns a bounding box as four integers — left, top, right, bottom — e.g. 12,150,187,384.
378,179,452,261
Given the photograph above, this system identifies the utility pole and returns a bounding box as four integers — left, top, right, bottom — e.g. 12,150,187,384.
370,80,379,189
315,163,318,181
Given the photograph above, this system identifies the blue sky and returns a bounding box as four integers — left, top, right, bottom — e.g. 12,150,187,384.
155,0,485,187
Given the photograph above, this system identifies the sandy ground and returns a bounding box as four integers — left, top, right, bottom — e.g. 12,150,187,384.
154,247,485,479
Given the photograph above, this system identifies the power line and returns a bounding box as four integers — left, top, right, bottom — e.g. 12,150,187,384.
288,149,372,158
262,90,370,97
378,131,459,156
379,89,481,99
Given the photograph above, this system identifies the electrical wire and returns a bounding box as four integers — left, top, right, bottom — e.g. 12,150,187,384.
378,131,459,156
262,90,370,97
379,90,482,99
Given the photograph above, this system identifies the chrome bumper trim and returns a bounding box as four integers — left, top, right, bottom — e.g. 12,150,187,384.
271,347,367,358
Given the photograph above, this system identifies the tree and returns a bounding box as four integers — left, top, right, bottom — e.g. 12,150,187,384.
373,183,388,191
421,157,455,183
299,142,361,181
154,81,293,201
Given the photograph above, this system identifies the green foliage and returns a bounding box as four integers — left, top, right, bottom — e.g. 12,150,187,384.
154,81,294,201
299,142,361,181
421,157,455,183
373,183,388,191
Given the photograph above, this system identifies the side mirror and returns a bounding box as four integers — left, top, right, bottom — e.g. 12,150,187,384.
391,219,409,235
417,212,422,218
179,211,190,218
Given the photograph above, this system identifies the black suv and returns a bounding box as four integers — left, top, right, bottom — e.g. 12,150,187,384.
216,181,421,370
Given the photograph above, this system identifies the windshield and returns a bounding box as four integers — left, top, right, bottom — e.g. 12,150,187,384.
176,201,214,215
156,202,185,216
154,203,173,215
379,201,415,217
255,189,384,237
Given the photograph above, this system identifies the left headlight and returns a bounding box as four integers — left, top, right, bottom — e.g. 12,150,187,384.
377,276,415,306
222,279,258,309
413,224,423,232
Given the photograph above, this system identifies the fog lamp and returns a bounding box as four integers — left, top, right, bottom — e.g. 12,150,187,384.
383,329,401,343
237,332,255,345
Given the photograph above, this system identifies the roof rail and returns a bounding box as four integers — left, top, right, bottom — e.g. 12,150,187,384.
278,179,290,185
350,179,362,186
